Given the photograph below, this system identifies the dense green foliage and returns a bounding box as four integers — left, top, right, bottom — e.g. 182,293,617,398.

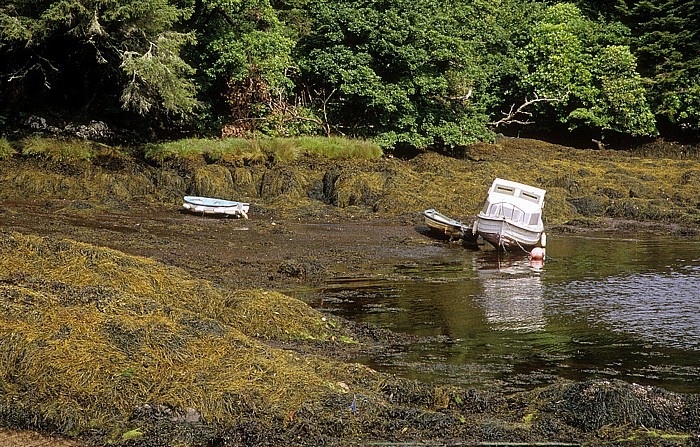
574,0,700,137
0,0,697,149
627,1,699,135
0,0,198,119
295,0,495,148
521,4,656,137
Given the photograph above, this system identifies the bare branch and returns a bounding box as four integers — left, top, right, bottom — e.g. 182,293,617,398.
490,92,568,128
313,88,336,137
449,86,472,102
592,139,607,150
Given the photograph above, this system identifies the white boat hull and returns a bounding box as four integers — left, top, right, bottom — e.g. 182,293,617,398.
476,214,543,250
475,178,546,251
181,197,249,218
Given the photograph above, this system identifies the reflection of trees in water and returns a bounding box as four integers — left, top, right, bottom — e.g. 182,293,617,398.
475,255,545,332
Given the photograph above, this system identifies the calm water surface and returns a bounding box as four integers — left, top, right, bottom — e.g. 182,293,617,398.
294,234,700,394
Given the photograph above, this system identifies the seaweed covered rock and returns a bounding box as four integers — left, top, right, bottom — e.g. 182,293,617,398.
322,167,384,208
259,165,310,201
189,164,235,198
568,195,609,216
541,379,700,432
224,289,348,341
3,137,700,229
0,231,362,445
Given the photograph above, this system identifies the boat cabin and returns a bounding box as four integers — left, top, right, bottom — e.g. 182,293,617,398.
480,179,546,227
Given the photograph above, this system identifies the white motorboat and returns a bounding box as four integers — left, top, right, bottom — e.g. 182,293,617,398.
474,178,546,251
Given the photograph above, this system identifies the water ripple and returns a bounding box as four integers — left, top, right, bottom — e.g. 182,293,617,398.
549,271,700,350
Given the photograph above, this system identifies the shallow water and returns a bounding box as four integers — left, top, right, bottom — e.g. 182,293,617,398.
295,234,700,393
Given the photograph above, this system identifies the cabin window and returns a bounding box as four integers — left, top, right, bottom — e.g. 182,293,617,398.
511,207,524,223
482,201,490,214
529,213,540,225
520,191,540,203
489,203,526,223
495,185,515,195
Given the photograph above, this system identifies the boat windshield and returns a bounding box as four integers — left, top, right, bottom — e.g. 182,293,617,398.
483,203,542,226
487,202,529,224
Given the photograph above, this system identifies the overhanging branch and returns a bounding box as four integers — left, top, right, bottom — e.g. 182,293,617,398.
490,92,568,128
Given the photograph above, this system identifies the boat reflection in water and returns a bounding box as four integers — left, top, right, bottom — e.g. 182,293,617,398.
473,254,545,332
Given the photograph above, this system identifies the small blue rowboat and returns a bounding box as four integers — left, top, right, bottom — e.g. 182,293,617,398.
182,196,249,218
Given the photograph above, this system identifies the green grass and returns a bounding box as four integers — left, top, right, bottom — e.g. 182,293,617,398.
0,137,16,160
20,136,96,162
144,136,383,164
267,136,383,161
144,137,266,164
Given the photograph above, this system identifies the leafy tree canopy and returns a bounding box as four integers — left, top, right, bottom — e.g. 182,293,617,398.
627,0,700,134
185,0,299,137
0,0,198,120
295,0,512,150
0,0,696,147
572,0,699,136
521,3,657,138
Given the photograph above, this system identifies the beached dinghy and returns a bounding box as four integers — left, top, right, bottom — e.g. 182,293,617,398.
182,196,249,218
422,208,469,239
422,209,479,246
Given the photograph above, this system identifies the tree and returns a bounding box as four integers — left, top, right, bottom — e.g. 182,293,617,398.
187,0,305,137
626,0,700,136
519,3,657,139
294,0,495,150
0,0,198,122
